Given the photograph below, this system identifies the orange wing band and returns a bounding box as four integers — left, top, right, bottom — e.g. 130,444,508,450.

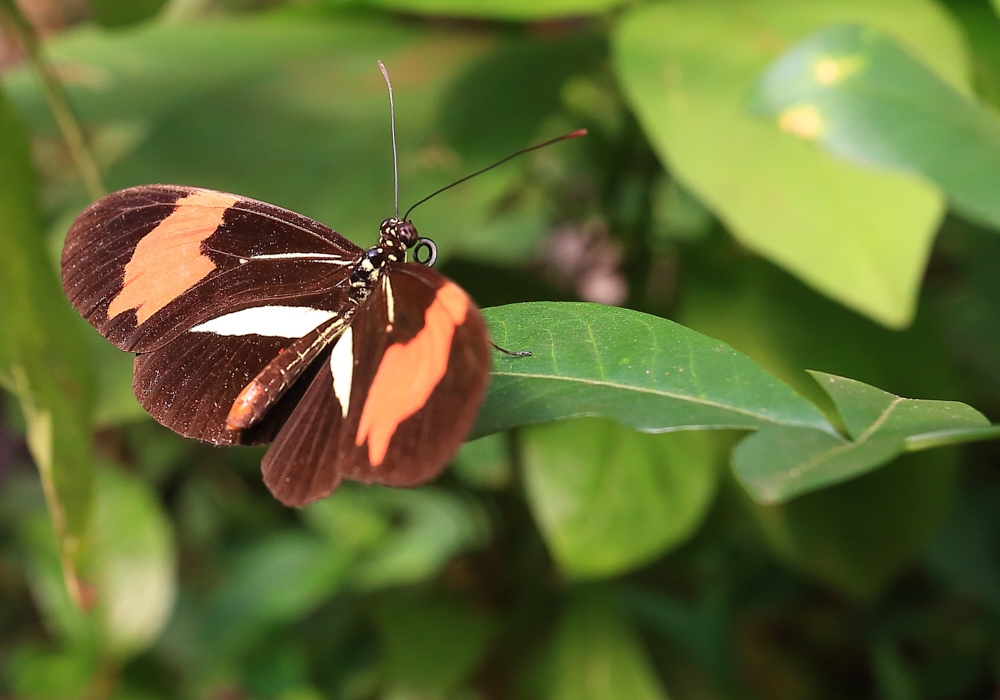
107,189,237,324
355,282,470,466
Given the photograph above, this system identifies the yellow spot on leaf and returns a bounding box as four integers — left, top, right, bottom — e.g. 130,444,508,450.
813,55,862,85
778,104,823,140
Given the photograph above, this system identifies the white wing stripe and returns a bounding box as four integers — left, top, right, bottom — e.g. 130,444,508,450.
189,306,336,338
384,276,395,325
330,326,354,418
250,252,352,264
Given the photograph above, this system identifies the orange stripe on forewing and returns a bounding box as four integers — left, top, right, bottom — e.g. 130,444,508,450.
107,190,238,324
355,282,469,466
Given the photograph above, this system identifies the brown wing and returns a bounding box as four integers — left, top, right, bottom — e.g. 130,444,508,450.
61,185,361,353
132,314,342,446
261,264,491,507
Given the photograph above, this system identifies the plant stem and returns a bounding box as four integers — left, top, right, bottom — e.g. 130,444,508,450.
0,0,106,201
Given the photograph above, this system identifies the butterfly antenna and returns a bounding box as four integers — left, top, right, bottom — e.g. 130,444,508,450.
378,60,399,220
403,128,588,221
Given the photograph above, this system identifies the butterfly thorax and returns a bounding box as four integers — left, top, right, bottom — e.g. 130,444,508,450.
348,218,419,303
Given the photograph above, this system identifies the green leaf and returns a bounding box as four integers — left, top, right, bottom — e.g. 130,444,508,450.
925,481,1000,610
205,531,351,649
4,643,94,700
342,0,628,21
750,24,1000,232
749,448,958,599
17,512,96,652
87,466,176,659
548,592,669,700
734,372,1000,503
375,597,493,694
16,467,176,661
612,0,969,327
476,302,833,437
947,0,1000,110
90,0,168,28
0,87,94,605
678,255,960,430
439,33,604,164
304,486,489,590
522,419,724,578
452,433,512,490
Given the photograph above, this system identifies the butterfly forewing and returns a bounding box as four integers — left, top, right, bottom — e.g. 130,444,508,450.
262,264,491,507
61,185,362,352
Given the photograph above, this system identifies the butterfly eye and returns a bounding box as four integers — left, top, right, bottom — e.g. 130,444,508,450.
397,222,419,248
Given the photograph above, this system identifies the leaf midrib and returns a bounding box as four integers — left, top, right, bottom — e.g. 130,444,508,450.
490,370,829,430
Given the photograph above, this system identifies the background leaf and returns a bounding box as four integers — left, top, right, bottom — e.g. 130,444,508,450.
750,449,959,599
375,596,493,695
678,254,960,427
547,592,669,700
87,465,176,660
522,419,723,578
0,87,93,605
750,24,1000,232
612,0,968,327
4,15,555,263
304,486,489,590
89,0,169,28
340,0,629,21
12,466,176,668
734,372,1000,502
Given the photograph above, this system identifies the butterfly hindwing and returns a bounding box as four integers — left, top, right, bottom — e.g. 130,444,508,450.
132,318,338,446
261,264,491,507
61,185,362,352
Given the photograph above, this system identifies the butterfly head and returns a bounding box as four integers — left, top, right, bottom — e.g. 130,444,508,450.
379,218,419,260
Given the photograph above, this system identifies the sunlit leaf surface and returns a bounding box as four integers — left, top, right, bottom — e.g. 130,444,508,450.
612,0,968,327
750,24,1000,232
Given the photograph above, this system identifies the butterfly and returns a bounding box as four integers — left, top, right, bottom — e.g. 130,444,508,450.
61,181,500,506
59,64,585,507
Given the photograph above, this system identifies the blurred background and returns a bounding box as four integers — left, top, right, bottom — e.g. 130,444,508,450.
2,0,1000,698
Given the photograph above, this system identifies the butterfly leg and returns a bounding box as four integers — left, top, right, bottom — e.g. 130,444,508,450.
490,341,531,357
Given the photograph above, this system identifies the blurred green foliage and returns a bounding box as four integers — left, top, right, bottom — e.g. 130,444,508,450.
2,0,1000,698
